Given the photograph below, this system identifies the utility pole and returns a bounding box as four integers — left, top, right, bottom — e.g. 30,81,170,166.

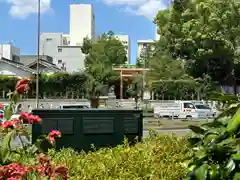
142,43,147,100
36,0,40,108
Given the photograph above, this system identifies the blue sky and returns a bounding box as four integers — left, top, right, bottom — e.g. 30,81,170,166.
0,0,169,64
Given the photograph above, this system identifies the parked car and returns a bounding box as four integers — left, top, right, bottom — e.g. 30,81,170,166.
153,101,199,120
194,104,215,118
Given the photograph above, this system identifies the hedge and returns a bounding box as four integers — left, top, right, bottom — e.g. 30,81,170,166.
0,72,87,98
13,132,191,180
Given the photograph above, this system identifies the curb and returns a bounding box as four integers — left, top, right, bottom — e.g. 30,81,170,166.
143,127,189,131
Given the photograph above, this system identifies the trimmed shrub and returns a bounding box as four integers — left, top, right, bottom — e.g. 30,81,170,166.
41,132,190,179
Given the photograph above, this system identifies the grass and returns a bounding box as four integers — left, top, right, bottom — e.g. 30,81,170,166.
143,118,207,129
16,132,191,180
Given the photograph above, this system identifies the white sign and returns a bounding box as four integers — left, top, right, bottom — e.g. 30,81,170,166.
143,91,151,100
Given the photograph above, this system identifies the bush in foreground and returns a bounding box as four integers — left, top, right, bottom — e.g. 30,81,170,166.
17,131,191,180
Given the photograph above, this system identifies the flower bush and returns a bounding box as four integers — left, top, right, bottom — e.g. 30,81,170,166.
0,78,67,179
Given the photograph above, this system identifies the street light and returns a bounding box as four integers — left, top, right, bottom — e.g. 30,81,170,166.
36,0,41,108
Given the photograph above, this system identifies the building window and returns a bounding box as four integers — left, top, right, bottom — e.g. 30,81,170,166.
58,48,62,52
58,60,62,64
46,38,52,41
68,41,70,45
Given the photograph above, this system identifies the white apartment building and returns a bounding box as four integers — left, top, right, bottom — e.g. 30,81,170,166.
0,43,20,62
70,4,96,46
40,33,85,72
114,34,131,64
63,34,71,45
137,40,155,58
40,4,96,72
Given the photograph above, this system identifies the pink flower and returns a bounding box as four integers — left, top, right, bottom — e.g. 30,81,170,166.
1,119,19,129
48,130,61,145
15,79,30,89
15,84,30,95
19,112,41,124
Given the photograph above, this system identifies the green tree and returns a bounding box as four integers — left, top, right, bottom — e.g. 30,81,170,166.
136,44,154,68
147,50,186,82
81,31,127,65
81,31,125,107
154,0,240,82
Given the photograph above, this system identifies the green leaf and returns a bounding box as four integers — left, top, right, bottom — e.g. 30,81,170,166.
195,164,208,180
217,105,239,119
4,103,13,121
188,137,202,146
26,145,39,154
233,172,240,180
195,149,207,160
227,109,240,133
226,159,235,174
188,125,205,134
6,92,13,98
202,121,223,128
11,93,20,104
232,153,240,161
203,134,219,146
1,130,16,163
209,164,218,179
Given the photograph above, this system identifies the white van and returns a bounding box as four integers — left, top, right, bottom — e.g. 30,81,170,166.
153,101,199,120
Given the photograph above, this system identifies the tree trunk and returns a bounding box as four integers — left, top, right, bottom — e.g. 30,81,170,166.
90,97,99,108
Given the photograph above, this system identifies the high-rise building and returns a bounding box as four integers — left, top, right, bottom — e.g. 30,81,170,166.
39,4,96,72
70,4,96,46
114,34,131,64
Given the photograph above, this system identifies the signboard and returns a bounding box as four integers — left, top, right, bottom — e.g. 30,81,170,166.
143,91,151,100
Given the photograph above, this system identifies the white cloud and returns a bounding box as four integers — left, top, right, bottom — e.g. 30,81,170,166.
5,0,52,18
102,0,169,19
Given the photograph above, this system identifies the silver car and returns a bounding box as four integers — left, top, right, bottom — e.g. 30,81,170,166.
194,104,215,119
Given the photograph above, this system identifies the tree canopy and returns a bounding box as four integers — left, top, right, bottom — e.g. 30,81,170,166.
81,31,127,66
154,0,240,82
80,31,126,100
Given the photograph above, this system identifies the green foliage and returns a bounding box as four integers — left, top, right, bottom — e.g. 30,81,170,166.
147,52,186,81
15,132,190,180
82,31,127,65
154,0,240,81
185,93,240,179
150,75,217,100
126,74,143,99
81,31,125,99
0,72,87,98
136,44,155,68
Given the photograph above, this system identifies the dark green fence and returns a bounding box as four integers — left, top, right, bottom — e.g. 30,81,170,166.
32,109,143,151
